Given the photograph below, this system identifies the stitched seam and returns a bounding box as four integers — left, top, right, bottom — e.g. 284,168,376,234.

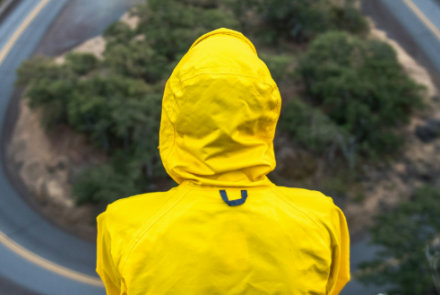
178,66,241,79
164,87,177,163
190,31,256,54
180,183,275,191
267,92,281,137
120,189,192,275
270,188,330,244
175,72,275,95
117,189,181,274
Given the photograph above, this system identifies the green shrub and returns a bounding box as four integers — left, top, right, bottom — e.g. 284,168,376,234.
73,163,138,205
66,75,162,154
258,0,332,43
65,53,99,76
103,21,135,48
180,0,220,9
134,0,239,60
73,145,167,205
298,31,424,158
330,0,369,34
16,57,77,128
359,186,440,295
259,53,295,82
104,41,168,82
279,99,355,165
226,0,368,43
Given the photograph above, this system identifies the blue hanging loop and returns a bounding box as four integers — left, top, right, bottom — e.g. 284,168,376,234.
219,190,248,206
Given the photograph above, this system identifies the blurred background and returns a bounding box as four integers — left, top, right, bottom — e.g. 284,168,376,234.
0,0,440,294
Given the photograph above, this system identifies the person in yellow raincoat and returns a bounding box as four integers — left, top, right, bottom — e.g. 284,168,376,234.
96,28,350,295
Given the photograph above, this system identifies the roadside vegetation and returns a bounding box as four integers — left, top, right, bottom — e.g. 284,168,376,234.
359,185,440,295
16,1,431,292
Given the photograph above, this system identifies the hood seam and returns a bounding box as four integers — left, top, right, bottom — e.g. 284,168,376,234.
163,85,178,170
174,72,276,97
189,28,257,55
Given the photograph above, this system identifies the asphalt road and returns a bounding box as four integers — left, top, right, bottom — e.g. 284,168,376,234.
0,0,138,294
0,0,439,294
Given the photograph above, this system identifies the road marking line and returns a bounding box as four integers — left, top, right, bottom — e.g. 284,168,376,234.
402,0,440,42
0,0,104,287
0,230,103,287
0,0,51,67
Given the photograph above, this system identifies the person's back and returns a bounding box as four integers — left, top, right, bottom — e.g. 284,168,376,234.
97,28,350,295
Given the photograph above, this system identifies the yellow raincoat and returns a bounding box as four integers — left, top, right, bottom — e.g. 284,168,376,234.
97,28,350,295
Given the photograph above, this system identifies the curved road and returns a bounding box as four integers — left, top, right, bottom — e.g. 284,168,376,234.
0,0,138,294
0,0,439,294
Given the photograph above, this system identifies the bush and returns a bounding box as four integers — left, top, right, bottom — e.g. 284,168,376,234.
298,31,424,158
73,148,166,205
65,53,99,75
17,57,164,205
73,163,138,205
103,21,135,48
279,99,355,165
226,0,368,43
330,0,369,34
180,0,220,9
359,186,440,295
66,75,162,154
104,41,168,82
259,53,295,82
16,57,76,128
134,0,239,60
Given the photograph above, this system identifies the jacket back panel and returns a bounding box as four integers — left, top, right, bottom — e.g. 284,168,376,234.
118,186,333,295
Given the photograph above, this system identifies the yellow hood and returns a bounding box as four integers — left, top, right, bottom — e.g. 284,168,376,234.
159,28,282,187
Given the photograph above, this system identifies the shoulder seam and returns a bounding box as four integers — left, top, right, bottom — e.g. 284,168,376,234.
119,188,192,276
271,187,330,244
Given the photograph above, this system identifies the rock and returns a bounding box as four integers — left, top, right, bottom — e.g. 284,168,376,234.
415,119,440,143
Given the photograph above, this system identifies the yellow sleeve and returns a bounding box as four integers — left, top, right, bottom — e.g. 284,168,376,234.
96,211,123,295
327,205,351,295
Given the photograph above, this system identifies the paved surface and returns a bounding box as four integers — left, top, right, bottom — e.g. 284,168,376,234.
0,0,439,294
0,0,138,294
0,274,40,295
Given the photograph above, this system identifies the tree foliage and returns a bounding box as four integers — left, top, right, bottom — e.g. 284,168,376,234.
17,52,164,205
279,99,355,165
259,53,295,82
226,0,368,43
133,0,239,60
297,31,424,159
359,186,440,295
